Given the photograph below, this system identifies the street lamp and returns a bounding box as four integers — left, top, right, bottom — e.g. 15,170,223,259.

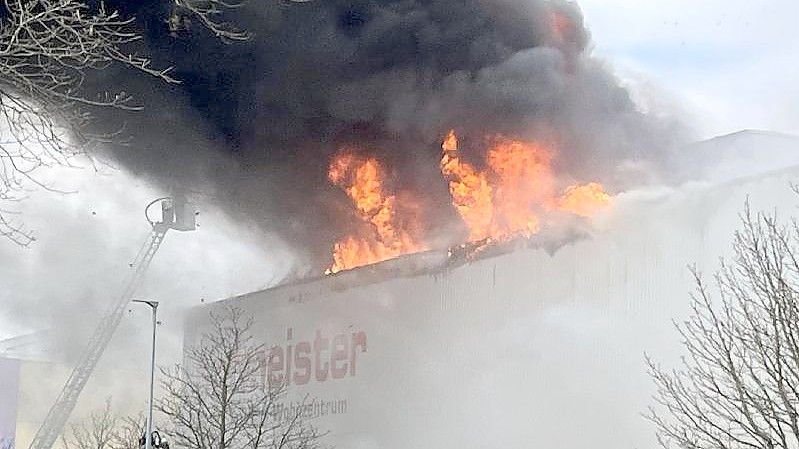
132,300,159,449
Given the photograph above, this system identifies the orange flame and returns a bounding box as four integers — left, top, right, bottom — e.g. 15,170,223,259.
327,151,425,274
557,182,611,217
549,11,574,43
326,131,612,273
487,136,555,237
440,130,496,241
440,130,610,242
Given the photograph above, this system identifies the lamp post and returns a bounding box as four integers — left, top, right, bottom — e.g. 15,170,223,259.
132,300,159,449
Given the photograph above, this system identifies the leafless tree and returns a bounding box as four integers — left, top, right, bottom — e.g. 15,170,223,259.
171,1,250,42
109,416,146,449
647,200,799,449
0,0,173,244
61,400,144,449
61,400,118,449
158,307,323,449
0,0,249,245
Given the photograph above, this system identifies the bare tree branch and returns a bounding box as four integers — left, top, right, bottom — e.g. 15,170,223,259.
0,0,180,244
0,0,274,244
171,0,251,42
61,399,145,449
109,415,146,449
158,307,323,449
647,197,799,449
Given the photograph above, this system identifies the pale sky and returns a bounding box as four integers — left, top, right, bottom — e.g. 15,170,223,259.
579,0,799,138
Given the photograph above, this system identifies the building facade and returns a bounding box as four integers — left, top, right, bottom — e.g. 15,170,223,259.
188,155,799,449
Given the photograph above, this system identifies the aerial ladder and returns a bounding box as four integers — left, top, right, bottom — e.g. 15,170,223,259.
28,197,197,449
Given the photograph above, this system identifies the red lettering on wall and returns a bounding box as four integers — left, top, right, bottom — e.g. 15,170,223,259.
293,341,311,385
350,331,367,376
267,328,367,385
314,330,329,382
331,334,349,379
268,346,284,384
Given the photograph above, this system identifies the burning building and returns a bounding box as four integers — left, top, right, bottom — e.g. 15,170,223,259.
3,0,798,444
91,0,687,270
324,130,611,274
187,131,799,448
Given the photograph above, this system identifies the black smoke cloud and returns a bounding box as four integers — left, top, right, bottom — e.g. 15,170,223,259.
95,0,687,268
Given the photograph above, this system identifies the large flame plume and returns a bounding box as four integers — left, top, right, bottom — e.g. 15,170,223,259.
486,135,555,238
440,130,610,243
327,151,426,274
327,131,612,274
441,131,496,241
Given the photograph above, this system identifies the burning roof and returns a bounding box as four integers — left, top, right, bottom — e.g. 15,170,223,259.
92,0,686,271
325,130,610,274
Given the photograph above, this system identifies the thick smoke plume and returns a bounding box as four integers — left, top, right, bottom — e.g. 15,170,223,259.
97,0,687,268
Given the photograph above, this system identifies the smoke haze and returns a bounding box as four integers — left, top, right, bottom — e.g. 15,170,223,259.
0,0,719,440
90,0,688,268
